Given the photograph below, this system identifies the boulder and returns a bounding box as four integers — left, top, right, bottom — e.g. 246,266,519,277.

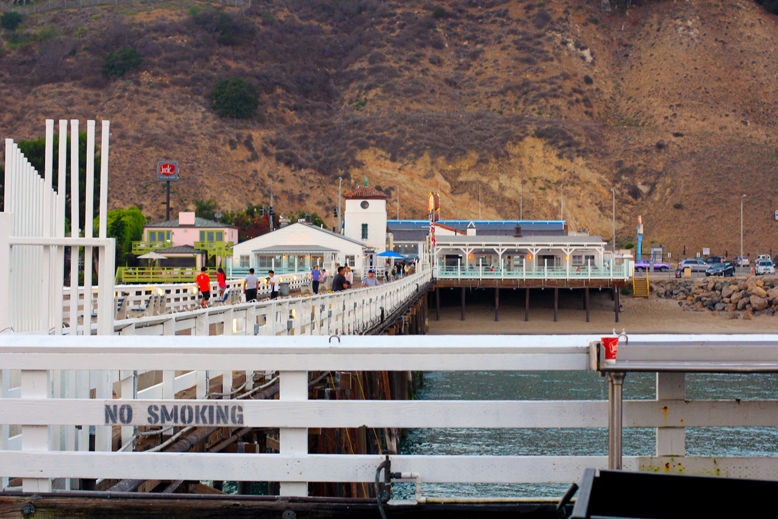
731,291,745,304
714,283,723,291
757,280,765,287
737,297,751,310
749,286,768,298
725,304,737,312
751,295,769,311
742,311,754,320
767,289,778,301
714,302,726,311
725,312,739,320
710,297,721,305
722,285,737,298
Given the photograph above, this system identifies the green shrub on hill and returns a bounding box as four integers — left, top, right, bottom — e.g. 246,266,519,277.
102,46,142,78
210,77,259,119
1,12,22,31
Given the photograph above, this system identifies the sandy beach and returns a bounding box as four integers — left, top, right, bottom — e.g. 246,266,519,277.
428,288,778,335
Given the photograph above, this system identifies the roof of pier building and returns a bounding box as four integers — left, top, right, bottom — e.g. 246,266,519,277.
344,185,389,200
434,235,607,247
388,220,568,240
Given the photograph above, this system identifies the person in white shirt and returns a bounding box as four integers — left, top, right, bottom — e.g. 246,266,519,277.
267,270,280,299
345,265,353,286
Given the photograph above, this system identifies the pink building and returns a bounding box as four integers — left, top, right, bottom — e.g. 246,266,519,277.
140,212,238,268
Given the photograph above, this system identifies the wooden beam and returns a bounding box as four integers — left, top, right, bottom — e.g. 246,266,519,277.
615,288,620,323
525,288,530,322
461,287,466,321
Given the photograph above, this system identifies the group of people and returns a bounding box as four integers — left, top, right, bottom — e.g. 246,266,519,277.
384,261,416,282
196,260,401,307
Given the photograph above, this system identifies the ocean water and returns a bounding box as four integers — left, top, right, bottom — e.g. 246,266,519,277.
394,370,778,499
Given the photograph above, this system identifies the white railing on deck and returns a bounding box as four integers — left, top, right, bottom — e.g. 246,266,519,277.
113,266,431,336
2,334,778,496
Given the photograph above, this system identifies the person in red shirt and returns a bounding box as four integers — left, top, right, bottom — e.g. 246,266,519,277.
196,267,211,308
216,267,227,299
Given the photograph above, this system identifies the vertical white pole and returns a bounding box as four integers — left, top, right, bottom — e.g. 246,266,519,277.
279,371,308,496
41,121,54,333
656,373,686,456
0,214,11,332
83,121,95,332
98,121,110,239
21,370,52,492
70,120,80,334
55,120,68,335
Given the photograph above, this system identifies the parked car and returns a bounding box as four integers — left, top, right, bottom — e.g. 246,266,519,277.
734,256,750,267
705,256,724,264
676,259,709,273
705,262,735,277
634,259,670,272
755,260,775,276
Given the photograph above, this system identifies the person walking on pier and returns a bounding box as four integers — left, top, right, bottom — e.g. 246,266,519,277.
361,269,380,288
267,270,280,299
311,264,321,294
196,267,211,308
332,266,349,292
244,268,259,302
216,267,227,299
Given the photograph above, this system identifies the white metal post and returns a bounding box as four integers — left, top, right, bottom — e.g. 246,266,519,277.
69,120,80,334
21,370,52,492
656,373,686,456
83,121,95,330
279,371,309,496
55,120,68,335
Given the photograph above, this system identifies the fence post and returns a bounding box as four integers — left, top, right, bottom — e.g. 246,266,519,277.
279,371,309,496
21,369,52,492
656,373,686,456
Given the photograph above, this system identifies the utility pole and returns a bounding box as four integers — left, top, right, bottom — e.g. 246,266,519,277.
520,180,523,220
741,194,746,274
337,176,342,234
269,183,274,232
478,183,481,220
560,184,564,221
610,188,616,253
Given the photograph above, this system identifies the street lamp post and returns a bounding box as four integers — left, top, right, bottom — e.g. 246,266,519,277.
560,184,564,221
338,176,342,234
741,194,746,274
520,180,523,220
610,188,616,253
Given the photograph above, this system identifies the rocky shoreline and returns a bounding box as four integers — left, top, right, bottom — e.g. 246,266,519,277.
652,276,778,320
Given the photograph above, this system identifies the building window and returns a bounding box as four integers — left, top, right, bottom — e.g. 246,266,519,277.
345,255,356,267
148,231,171,242
572,255,595,266
240,255,250,268
216,231,223,242
361,223,368,240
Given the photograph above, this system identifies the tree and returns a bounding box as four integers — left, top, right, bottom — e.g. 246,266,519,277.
193,198,219,220
210,77,259,119
103,47,142,78
1,12,22,31
96,207,146,265
293,210,325,227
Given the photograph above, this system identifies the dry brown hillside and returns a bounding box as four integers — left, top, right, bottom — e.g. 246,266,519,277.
1,0,778,258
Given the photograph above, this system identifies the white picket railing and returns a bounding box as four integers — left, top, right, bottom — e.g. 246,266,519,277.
62,272,315,325
113,266,431,336
2,334,778,496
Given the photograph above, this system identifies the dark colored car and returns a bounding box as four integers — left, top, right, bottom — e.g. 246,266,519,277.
634,259,670,272
705,256,724,264
705,262,735,277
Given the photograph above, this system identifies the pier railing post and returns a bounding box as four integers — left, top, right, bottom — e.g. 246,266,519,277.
279,371,309,496
607,371,626,470
656,373,686,457
21,369,52,492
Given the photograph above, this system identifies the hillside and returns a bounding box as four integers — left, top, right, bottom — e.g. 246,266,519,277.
1,0,778,257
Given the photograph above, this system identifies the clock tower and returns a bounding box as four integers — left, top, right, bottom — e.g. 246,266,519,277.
343,177,388,254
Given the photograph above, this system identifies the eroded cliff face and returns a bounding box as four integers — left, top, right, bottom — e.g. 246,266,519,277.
1,0,777,255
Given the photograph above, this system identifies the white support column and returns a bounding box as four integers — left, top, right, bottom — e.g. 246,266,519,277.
21,370,52,492
0,213,12,332
279,371,308,497
93,369,112,452
656,373,686,456
69,120,80,335
120,371,136,449
54,120,68,335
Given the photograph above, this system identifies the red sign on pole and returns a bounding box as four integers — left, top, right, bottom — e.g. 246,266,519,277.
430,221,436,247
157,161,179,181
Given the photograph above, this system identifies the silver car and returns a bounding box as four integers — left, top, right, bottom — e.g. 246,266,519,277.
676,259,709,273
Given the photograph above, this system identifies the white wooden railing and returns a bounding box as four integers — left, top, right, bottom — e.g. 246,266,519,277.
2,335,778,496
113,266,431,336
62,272,314,324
